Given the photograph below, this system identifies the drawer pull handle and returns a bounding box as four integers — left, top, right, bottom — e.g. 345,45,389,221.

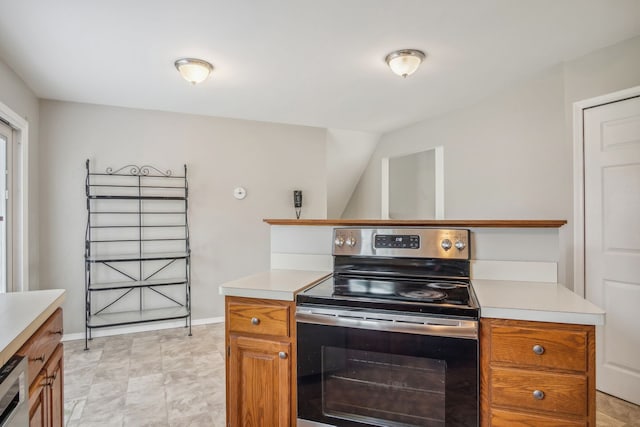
532,344,545,355
51,330,63,336
251,317,260,325
533,390,545,400
278,351,288,359
31,354,46,363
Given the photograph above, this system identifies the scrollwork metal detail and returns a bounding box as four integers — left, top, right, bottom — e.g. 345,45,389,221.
105,164,173,177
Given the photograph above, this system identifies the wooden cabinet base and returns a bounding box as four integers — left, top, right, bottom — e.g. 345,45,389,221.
225,297,296,427
227,335,291,426
480,318,595,426
46,344,64,427
17,308,64,427
28,372,47,427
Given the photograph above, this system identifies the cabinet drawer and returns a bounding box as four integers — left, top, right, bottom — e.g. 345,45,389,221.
489,325,587,371
490,367,587,417
17,308,63,386
490,408,585,426
228,302,290,337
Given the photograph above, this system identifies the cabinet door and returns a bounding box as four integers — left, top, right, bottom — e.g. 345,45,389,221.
28,371,48,427
228,335,291,427
45,344,64,427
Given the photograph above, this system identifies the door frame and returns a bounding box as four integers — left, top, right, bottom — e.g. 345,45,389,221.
381,145,444,220
572,85,640,297
0,100,29,292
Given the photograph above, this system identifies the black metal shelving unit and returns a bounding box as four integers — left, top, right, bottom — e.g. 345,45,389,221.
84,159,191,350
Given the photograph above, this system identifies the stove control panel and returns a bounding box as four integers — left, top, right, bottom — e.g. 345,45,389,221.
333,228,470,259
375,234,420,249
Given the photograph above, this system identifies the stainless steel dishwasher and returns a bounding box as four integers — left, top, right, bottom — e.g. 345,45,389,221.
0,356,28,427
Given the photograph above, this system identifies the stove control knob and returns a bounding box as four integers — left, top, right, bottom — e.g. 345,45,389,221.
334,236,345,247
455,240,466,251
441,239,452,251
346,236,357,247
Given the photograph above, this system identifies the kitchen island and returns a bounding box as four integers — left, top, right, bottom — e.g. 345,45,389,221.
220,270,603,426
219,270,328,426
473,280,603,426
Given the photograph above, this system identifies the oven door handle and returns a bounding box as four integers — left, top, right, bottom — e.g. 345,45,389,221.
296,308,478,340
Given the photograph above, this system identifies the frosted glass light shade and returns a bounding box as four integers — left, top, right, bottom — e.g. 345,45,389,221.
385,49,426,78
174,58,213,84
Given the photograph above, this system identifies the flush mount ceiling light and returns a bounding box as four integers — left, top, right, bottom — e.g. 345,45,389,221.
385,49,426,78
174,58,213,84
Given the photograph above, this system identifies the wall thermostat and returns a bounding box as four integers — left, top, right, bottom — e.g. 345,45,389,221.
233,187,247,200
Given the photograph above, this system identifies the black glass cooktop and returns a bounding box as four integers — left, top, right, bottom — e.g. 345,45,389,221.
297,274,479,319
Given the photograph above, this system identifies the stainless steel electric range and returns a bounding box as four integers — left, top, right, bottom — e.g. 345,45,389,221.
296,228,479,427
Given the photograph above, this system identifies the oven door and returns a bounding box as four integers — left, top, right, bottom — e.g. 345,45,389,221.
297,307,478,427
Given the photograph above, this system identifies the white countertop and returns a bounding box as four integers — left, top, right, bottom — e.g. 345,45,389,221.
219,269,331,301
473,279,605,325
219,270,605,326
0,289,66,366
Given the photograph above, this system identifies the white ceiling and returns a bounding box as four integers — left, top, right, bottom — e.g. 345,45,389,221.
1,0,639,133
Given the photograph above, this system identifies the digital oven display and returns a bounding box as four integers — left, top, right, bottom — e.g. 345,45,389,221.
374,234,420,249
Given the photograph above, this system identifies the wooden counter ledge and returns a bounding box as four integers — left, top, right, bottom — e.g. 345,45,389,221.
263,219,567,228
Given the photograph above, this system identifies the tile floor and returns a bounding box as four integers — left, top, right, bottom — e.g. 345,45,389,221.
63,324,226,427
596,391,640,427
64,324,640,426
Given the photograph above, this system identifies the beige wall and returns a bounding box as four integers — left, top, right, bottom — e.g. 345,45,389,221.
0,58,40,290
563,36,640,107
344,64,567,219
325,129,379,218
38,100,327,334
344,35,640,288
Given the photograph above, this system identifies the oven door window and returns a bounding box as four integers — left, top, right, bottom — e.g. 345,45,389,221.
298,323,477,427
322,347,445,426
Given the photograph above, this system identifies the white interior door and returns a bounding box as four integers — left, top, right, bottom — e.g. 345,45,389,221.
0,121,9,293
584,95,640,405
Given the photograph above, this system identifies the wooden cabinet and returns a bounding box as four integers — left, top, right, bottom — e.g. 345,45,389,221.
480,318,595,426
45,344,64,427
17,308,64,427
28,371,47,427
225,296,295,427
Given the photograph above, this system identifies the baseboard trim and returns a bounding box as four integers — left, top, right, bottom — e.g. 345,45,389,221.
61,316,225,342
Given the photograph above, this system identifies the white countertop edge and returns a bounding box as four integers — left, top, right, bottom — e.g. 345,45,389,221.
219,270,331,301
481,307,605,326
220,287,297,301
473,279,605,326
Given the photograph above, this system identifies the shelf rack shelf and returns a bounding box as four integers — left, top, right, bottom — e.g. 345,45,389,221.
86,251,190,263
88,277,188,291
84,159,191,350
87,307,190,328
